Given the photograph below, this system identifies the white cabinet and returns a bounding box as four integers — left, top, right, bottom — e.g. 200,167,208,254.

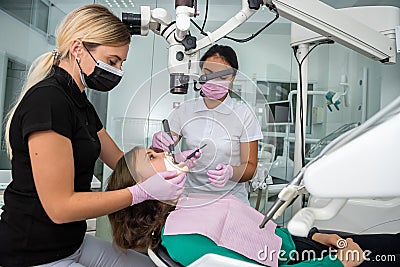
0,170,10,209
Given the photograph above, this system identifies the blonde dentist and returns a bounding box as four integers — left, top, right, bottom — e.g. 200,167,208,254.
0,5,187,267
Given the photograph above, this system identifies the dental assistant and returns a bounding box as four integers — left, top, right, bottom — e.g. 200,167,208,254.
0,5,187,267
152,44,262,203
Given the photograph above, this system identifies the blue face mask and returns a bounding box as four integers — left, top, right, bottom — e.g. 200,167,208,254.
76,44,124,92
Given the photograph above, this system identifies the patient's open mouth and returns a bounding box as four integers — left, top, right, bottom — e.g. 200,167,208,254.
164,152,189,175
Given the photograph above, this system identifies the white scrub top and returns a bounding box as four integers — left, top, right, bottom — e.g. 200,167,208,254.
169,95,263,203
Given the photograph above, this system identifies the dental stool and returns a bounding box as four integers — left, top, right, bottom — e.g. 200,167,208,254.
148,245,183,267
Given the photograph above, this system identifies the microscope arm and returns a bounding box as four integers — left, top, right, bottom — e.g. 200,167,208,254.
266,0,396,63
191,0,258,54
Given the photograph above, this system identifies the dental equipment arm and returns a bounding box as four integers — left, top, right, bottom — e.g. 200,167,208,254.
259,167,306,228
287,199,348,237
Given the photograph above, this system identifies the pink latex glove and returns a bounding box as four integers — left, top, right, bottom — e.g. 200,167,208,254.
201,80,230,100
152,131,178,152
207,164,233,188
128,170,186,205
175,148,202,169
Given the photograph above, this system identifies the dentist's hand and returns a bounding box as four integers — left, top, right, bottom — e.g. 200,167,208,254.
207,164,233,188
151,131,178,152
175,148,202,169
128,170,186,205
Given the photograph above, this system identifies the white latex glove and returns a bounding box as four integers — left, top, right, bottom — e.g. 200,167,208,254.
151,131,178,152
128,170,186,205
175,148,202,169
207,164,233,188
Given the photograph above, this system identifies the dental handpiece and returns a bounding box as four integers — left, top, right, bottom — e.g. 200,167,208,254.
184,144,207,161
162,119,176,162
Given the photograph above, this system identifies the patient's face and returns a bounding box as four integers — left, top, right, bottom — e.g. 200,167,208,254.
134,148,167,182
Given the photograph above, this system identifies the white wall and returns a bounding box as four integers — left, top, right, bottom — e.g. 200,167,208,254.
0,8,56,139
0,10,54,66
304,42,398,136
0,10,55,168
221,34,294,81
380,62,400,107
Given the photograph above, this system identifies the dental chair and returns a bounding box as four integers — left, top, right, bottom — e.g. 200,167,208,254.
147,245,183,267
148,245,263,267
148,245,257,267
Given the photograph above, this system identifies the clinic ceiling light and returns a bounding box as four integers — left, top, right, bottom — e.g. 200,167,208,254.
120,0,128,8
111,0,119,8
105,0,112,7
102,0,134,8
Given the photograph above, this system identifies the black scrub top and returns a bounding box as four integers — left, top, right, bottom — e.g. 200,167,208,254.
0,66,103,267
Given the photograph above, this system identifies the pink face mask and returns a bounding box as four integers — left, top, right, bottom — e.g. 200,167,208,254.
201,80,230,100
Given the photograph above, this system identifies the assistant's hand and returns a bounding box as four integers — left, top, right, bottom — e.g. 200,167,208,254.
207,164,233,188
175,148,202,168
151,131,178,152
128,170,186,205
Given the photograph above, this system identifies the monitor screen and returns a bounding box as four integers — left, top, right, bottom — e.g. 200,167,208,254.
265,100,293,125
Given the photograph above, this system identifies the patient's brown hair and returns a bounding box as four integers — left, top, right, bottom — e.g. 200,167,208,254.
106,147,174,252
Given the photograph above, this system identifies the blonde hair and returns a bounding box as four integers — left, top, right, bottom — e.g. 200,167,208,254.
4,4,130,157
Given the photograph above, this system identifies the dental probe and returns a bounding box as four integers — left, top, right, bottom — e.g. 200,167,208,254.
184,144,207,161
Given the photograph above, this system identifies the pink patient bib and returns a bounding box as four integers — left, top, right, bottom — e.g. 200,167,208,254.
164,194,282,267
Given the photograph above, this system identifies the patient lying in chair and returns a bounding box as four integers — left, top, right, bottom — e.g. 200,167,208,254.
106,147,399,267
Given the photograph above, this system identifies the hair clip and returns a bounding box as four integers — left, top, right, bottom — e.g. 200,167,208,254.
52,49,62,61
